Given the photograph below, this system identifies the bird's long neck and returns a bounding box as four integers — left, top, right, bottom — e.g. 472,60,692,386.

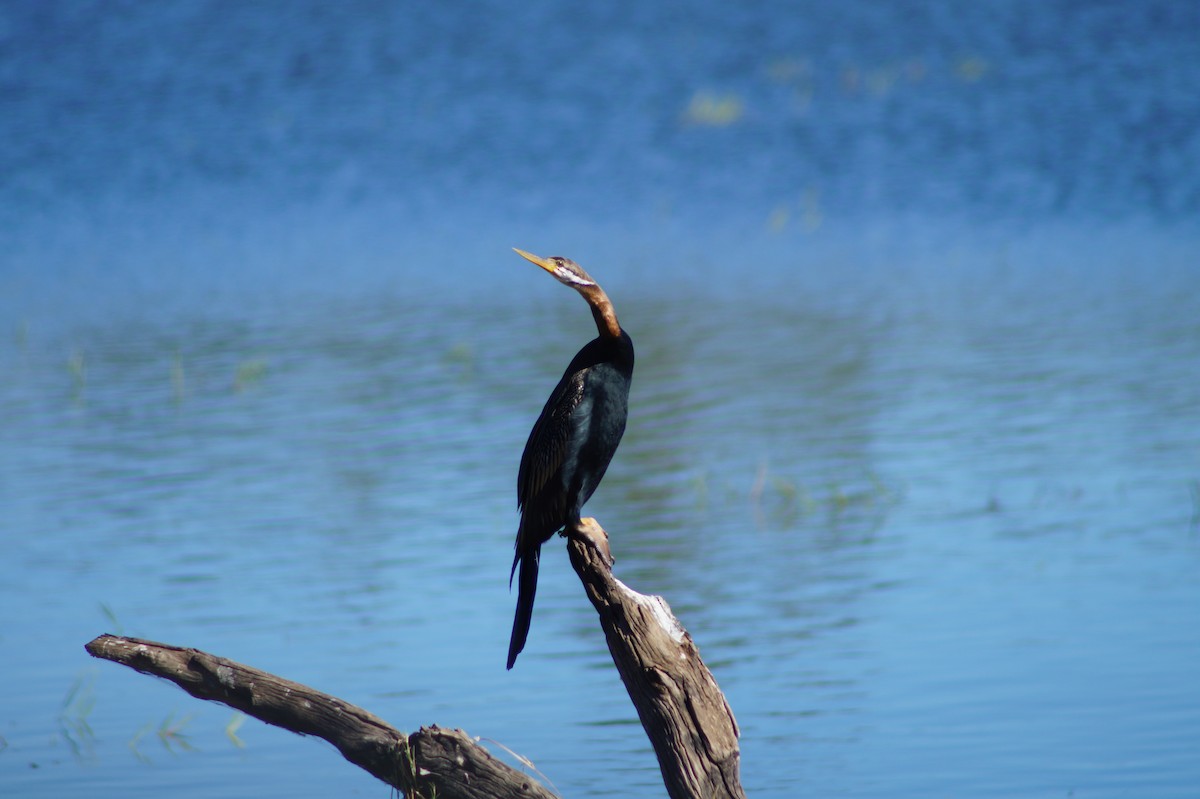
585,287,622,340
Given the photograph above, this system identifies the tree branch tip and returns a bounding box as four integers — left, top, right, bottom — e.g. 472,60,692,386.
566,516,614,566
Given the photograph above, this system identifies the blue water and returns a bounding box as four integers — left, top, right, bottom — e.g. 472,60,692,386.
2,1,1199,797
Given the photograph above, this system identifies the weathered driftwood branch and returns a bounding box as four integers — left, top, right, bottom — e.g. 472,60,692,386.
83,634,557,799
85,518,744,799
566,518,745,799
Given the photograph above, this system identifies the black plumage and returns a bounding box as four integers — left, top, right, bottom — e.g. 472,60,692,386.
507,249,634,670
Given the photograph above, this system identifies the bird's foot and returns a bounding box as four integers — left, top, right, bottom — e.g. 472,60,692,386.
565,517,614,567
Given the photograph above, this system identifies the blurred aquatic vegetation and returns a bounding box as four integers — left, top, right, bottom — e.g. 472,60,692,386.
765,49,985,104
171,351,187,403
765,56,812,85
233,358,268,392
98,601,125,635
67,348,86,400
736,462,900,532
682,91,743,126
954,55,990,82
1189,480,1200,535
766,187,823,234
766,205,789,232
58,671,97,761
224,712,246,748
799,187,824,232
442,341,475,380
129,711,196,762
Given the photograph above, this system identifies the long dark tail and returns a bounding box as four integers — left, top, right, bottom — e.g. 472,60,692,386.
506,546,540,670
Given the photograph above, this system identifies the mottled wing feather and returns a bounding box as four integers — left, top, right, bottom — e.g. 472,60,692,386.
518,370,586,511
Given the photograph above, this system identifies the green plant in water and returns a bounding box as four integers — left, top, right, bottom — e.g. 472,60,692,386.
829,483,851,512
1189,479,1200,536
59,670,97,761
157,711,196,750
234,358,268,392
67,349,86,397
397,739,435,799
748,462,901,530
128,721,152,763
171,352,187,402
690,472,709,511
98,601,124,635
129,711,197,760
684,91,743,126
225,712,246,748
444,341,473,365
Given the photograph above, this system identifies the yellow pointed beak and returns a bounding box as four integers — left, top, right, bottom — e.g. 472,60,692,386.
513,248,557,274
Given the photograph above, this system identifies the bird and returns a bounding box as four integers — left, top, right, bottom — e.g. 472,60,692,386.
507,248,635,670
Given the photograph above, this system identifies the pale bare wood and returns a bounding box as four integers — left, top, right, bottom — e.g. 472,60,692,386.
83,634,557,799
566,518,746,799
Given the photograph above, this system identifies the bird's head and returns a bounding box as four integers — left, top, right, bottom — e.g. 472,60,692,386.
513,248,598,291
513,247,622,339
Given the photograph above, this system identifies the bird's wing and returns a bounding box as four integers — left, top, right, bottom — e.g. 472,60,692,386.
517,369,587,510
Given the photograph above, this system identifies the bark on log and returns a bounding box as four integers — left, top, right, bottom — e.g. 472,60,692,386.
85,518,745,799
83,634,557,799
566,518,745,799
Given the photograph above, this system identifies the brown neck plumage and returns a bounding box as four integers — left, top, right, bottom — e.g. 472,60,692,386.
584,285,623,340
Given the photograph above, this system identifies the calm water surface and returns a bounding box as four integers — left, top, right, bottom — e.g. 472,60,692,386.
2,2,1199,798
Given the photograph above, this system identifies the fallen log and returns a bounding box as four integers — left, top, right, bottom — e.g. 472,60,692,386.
83,634,556,799
85,517,744,799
